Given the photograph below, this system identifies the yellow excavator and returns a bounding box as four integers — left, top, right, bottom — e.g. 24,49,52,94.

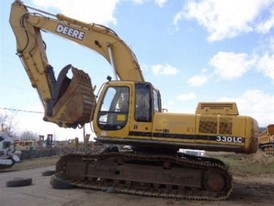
259,124,274,155
10,0,259,200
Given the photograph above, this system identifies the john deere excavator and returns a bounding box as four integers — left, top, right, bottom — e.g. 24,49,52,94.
10,0,259,200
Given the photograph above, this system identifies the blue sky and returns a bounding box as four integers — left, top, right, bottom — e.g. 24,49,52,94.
1,0,274,140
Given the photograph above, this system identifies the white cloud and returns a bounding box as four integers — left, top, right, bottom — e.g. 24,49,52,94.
131,0,146,4
152,64,178,75
257,53,274,80
174,0,274,42
131,0,167,6
187,74,208,87
31,0,168,26
257,17,274,34
187,69,210,86
218,89,274,127
256,8,274,34
177,92,196,101
32,0,119,25
155,0,167,7
209,51,255,80
255,37,274,81
207,37,274,81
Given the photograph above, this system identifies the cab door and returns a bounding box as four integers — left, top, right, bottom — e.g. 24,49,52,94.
95,83,131,138
128,82,154,140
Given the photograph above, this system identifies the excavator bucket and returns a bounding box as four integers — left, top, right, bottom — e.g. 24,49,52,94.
45,65,96,128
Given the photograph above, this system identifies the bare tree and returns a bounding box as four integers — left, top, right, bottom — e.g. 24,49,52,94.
0,111,17,136
20,130,38,140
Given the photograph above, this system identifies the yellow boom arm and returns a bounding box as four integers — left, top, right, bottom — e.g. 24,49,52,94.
9,1,144,128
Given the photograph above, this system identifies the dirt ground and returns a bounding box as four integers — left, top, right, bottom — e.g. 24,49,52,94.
2,151,274,206
56,173,274,206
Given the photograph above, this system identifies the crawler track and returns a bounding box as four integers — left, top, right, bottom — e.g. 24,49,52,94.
52,152,232,200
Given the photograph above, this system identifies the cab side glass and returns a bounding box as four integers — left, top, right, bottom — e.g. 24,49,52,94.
135,83,152,122
98,86,129,130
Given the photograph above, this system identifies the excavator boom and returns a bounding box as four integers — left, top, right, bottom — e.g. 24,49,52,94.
9,1,144,127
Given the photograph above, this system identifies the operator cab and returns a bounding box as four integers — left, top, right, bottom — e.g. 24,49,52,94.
95,81,161,131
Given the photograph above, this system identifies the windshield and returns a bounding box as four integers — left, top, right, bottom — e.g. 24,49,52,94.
97,86,129,130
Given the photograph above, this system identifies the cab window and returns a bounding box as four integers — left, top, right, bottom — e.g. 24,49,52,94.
153,89,161,112
98,86,129,130
135,83,152,122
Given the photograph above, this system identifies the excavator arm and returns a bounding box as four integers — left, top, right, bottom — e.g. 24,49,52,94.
9,0,144,128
